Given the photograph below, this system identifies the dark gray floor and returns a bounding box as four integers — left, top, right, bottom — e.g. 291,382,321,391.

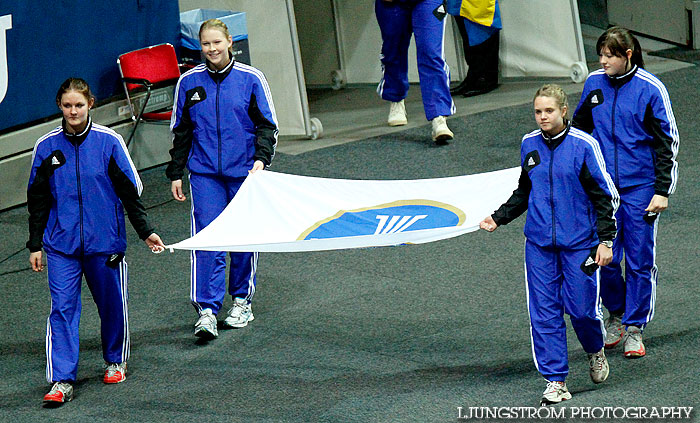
1,65,699,422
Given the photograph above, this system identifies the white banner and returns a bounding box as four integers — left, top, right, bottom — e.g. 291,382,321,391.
168,167,520,252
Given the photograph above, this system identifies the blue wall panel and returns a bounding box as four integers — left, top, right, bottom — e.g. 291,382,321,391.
0,1,180,133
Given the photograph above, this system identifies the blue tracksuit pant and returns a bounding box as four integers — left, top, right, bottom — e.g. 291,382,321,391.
600,184,658,328
375,0,455,121
525,241,605,381
189,173,257,315
45,250,129,383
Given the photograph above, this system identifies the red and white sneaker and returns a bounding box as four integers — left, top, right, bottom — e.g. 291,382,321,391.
604,313,624,348
104,362,127,384
43,382,73,404
623,326,646,358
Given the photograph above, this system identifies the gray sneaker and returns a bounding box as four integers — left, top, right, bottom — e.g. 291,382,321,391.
588,348,610,383
604,313,624,348
623,326,645,358
540,380,572,406
43,382,73,404
194,309,218,339
223,297,254,328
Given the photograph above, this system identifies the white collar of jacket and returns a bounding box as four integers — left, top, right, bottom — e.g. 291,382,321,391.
540,120,571,149
206,57,234,75
62,116,92,145
608,64,638,85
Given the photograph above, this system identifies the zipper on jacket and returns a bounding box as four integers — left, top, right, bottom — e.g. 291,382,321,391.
549,148,557,248
216,80,222,176
75,144,85,253
612,86,620,187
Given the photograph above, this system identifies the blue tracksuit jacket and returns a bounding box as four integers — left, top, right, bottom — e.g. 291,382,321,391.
492,124,619,248
572,65,679,196
166,60,278,180
27,118,153,254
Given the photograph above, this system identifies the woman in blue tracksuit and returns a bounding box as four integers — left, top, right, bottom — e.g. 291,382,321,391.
375,0,456,143
27,78,165,405
480,84,619,405
572,27,679,358
167,18,278,340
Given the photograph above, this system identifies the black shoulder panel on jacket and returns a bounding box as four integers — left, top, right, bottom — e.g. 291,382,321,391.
26,151,64,251
166,106,194,181
644,103,675,196
572,89,603,134
248,92,277,166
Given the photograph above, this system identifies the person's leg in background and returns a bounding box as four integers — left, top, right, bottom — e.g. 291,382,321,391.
450,11,500,96
412,0,455,143
375,0,412,127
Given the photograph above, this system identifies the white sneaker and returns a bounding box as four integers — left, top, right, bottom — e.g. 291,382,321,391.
223,297,254,328
540,380,572,406
387,100,407,126
431,116,453,143
587,348,610,384
623,325,646,358
194,309,218,339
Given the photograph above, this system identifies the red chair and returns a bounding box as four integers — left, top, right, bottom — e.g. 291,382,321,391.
117,43,181,146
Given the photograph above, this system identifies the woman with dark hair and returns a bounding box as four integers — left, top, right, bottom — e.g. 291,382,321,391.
481,84,618,406
573,27,680,358
28,77,165,405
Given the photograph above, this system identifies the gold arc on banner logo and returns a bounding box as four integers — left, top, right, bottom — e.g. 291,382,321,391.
296,199,466,241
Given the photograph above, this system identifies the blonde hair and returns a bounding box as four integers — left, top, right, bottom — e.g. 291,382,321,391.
533,84,568,118
199,18,230,39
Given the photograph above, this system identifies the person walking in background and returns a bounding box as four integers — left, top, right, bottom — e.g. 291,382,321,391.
480,85,619,406
167,18,278,340
573,27,679,358
375,0,456,144
447,0,501,97
27,77,165,405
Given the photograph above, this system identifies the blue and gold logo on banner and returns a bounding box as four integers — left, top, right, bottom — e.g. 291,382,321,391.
298,200,465,240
